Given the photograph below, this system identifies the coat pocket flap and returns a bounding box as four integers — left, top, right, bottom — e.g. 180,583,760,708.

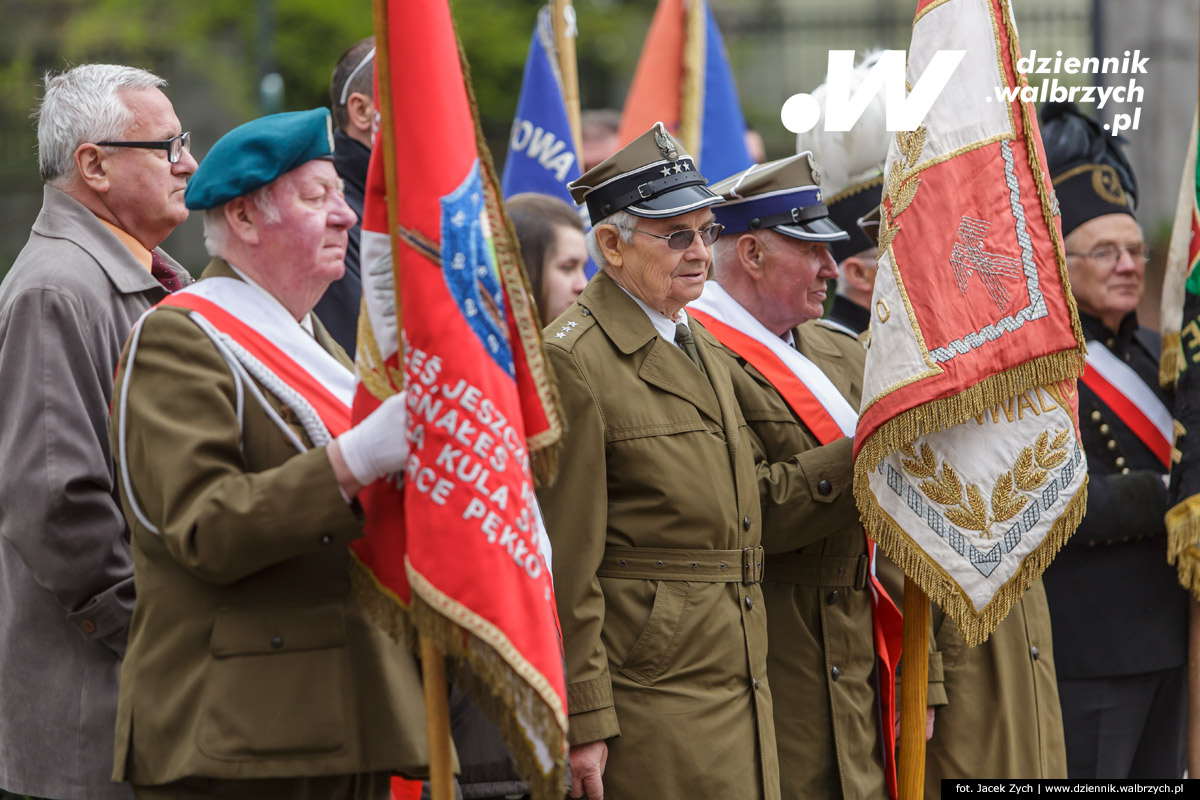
210,603,346,657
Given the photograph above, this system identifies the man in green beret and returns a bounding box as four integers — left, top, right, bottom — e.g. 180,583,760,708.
110,108,431,799
539,123,862,800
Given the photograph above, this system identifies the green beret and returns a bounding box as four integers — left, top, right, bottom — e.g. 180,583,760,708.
185,108,336,210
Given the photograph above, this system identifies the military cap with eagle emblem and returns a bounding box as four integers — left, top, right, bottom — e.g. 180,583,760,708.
1040,101,1138,236
568,122,723,221
709,153,850,243
184,108,336,210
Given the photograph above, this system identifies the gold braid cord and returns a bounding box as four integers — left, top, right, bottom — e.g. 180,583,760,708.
854,1,1089,644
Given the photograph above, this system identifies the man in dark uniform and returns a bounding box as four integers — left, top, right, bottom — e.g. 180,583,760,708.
314,36,375,355
1040,101,1188,779
820,175,882,338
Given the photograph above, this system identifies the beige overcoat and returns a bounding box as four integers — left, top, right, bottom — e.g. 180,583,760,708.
109,260,429,787
538,272,854,799
714,320,888,800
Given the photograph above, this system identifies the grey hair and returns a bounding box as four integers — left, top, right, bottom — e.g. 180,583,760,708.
36,64,166,186
584,209,636,270
201,184,281,259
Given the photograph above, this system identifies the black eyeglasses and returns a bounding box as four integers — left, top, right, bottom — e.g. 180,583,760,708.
95,132,191,163
631,223,723,250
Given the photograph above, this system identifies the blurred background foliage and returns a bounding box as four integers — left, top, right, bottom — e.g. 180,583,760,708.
0,0,647,274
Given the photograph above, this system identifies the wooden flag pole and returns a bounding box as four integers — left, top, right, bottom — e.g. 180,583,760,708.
898,577,930,800
551,0,584,166
421,636,456,800
371,0,456,797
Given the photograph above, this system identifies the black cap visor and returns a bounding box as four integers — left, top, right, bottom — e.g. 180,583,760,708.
626,184,724,219
772,215,850,242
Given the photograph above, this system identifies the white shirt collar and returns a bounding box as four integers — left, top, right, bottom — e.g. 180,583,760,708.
611,279,691,346
227,263,315,336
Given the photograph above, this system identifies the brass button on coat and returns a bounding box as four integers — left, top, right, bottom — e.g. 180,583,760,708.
830,666,840,681
827,590,839,605
817,479,832,496
745,596,753,610
742,515,752,531
270,636,283,649
79,619,96,634
1031,645,1040,661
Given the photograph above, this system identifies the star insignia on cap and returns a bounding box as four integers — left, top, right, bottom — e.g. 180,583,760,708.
673,162,684,174
661,166,672,177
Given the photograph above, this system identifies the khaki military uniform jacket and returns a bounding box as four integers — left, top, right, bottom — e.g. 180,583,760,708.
538,272,856,800
714,321,886,800
110,260,429,786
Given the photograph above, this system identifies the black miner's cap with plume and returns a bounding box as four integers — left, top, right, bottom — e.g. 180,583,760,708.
1040,101,1138,237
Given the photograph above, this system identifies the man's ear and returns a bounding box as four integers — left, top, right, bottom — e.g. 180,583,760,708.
843,256,877,293
224,197,260,246
736,233,765,278
595,224,625,269
75,143,110,194
347,92,375,136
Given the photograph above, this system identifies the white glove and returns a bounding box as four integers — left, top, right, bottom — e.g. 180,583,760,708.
336,391,409,485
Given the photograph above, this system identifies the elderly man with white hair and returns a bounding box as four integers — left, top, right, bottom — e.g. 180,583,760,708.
0,63,195,800
109,108,428,800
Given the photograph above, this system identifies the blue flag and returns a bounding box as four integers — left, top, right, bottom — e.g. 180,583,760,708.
697,0,753,182
502,7,582,209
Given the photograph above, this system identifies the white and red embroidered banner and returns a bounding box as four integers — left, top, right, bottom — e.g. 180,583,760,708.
853,0,1088,645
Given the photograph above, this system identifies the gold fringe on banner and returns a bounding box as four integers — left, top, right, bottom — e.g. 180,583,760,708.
350,551,569,800
855,460,1086,647
1161,331,1183,390
408,567,569,800
349,551,416,643
1167,495,1200,602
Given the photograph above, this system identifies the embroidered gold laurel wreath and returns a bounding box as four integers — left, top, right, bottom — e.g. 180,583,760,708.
876,125,927,254
900,429,1069,540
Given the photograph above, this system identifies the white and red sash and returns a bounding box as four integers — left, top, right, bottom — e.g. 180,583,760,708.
688,282,857,444
158,277,355,438
1081,340,1172,469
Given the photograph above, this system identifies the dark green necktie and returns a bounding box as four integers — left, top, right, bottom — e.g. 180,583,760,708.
675,323,706,375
